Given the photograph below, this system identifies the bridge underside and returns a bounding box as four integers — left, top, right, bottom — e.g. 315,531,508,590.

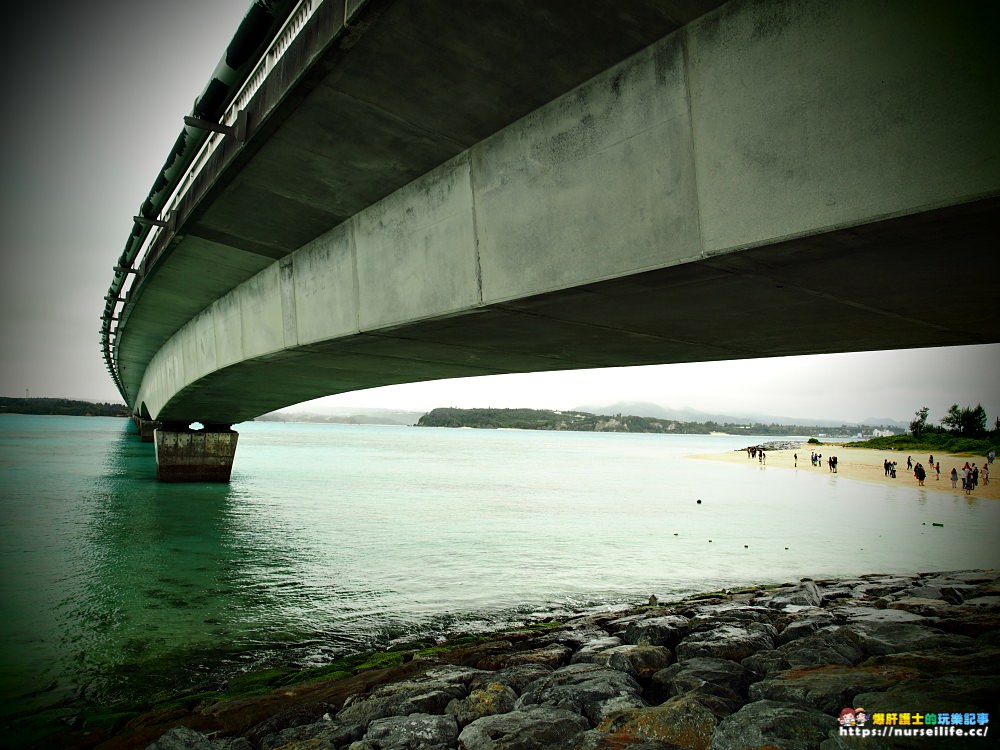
161,196,997,426
110,0,999,479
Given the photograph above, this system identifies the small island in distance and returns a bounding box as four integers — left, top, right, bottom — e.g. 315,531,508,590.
415,407,900,438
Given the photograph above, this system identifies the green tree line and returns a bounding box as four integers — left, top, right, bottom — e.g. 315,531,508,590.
849,403,999,454
0,397,130,417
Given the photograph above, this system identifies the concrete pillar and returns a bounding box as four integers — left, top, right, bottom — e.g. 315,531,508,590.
153,425,239,482
138,419,157,443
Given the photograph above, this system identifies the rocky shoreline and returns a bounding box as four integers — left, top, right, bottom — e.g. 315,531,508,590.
44,570,998,750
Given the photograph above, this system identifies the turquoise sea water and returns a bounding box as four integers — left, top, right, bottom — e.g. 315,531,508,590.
2,414,999,728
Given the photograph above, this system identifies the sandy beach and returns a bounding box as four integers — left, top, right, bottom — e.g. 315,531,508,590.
690,443,999,500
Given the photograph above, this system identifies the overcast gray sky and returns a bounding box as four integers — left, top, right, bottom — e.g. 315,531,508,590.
1,1,996,427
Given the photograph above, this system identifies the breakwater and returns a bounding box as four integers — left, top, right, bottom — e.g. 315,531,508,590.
46,569,998,749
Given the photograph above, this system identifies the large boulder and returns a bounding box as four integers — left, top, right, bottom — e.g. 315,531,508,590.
709,699,835,750
145,727,217,750
446,682,518,728
571,636,626,664
516,664,646,725
652,656,753,713
477,643,573,671
623,616,690,649
259,719,363,749
676,623,776,663
590,645,674,680
336,670,474,727
569,730,685,750
767,580,823,609
741,627,866,678
843,621,974,657
362,713,458,749
458,706,589,750
748,663,922,714
599,693,725,750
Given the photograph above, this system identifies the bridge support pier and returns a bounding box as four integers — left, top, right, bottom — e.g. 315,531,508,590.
154,424,239,482
138,419,157,443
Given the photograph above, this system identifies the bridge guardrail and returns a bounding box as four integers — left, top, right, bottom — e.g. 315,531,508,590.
100,0,318,401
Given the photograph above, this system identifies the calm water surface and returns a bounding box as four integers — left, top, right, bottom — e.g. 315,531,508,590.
2,414,998,725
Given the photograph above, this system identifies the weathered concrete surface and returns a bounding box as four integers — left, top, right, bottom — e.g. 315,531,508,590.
153,429,239,482
118,0,1000,426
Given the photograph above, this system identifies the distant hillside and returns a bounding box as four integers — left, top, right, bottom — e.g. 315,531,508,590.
0,397,129,418
416,407,898,437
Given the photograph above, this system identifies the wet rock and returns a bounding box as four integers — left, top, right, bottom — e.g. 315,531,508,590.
930,611,1000,638
336,673,470,728
676,622,776,662
859,647,1000,678
599,693,724,750
245,703,337,748
482,663,553,695
709,699,835,750
477,643,573,671
688,605,776,626
623,616,690,649
446,681,518,728
886,596,958,618
362,712,458,749
547,627,620,651
652,656,753,713
777,609,840,644
458,706,589,750
145,726,216,749
260,719,363,749
843,621,974,657
852,575,919,599
852,673,1000,716
748,663,922,714
841,605,928,624
592,645,674,680
741,627,866,678
767,580,822,609
516,664,646,725
571,636,626,664
569,730,685,749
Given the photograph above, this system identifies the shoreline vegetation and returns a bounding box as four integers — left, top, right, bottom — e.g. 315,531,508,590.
22,569,1000,750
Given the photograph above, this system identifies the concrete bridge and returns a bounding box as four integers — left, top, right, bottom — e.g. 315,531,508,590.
102,0,1000,480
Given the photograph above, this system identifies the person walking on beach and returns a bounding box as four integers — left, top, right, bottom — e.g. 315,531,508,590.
914,463,926,486
794,453,798,467
935,462,940,481
907,456,913,471
951,467,959,488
